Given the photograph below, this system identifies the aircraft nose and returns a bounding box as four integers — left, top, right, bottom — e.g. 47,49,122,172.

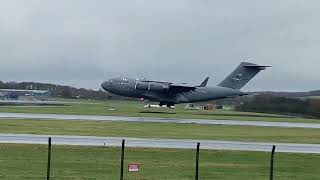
101,81,109,91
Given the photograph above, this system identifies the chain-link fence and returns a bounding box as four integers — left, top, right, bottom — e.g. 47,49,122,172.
0,138,287,180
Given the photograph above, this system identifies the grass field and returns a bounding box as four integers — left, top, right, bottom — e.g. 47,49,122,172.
1,119,320,144
1,101,319,179
0,100,319,123
0,144,319,180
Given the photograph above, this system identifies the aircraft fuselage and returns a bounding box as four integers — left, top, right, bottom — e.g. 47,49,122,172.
101,62,269,106
101,77,246,105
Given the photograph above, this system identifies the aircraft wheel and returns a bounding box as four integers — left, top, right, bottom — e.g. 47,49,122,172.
167,103,174,108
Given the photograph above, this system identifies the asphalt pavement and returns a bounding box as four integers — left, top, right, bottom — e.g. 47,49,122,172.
1,133,320,154
0,112,320,129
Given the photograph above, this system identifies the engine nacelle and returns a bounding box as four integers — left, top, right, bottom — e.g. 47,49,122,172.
135,82,149,90
148,82,170,91
135,82,170,92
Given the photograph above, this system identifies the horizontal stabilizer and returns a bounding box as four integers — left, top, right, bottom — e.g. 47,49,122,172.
244,65,271,70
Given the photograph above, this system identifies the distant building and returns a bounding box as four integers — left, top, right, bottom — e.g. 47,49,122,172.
0,89,51,99
203,103,215,110
185,102,216,111
0,92,6,100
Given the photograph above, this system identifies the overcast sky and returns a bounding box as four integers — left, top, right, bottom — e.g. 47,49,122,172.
0,1,319,91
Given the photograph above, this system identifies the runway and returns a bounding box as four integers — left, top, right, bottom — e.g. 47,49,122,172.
1,133,320,154
0,112,320,129
0,100,66,106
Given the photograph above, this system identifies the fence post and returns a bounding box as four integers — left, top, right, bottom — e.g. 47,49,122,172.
195,142,200,180
47,137,52,180
120,139,125,180
270,145,276,180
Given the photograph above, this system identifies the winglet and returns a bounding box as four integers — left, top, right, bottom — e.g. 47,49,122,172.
198,77,209,87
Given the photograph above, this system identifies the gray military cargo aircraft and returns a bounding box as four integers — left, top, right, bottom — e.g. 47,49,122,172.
101,62,270,107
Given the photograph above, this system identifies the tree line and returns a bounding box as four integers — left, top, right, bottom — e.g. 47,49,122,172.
0,81,133,101
236,94,320,118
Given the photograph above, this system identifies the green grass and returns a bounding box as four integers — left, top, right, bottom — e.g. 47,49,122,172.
0,144,319,180
1,119,320,144
0,100,319,123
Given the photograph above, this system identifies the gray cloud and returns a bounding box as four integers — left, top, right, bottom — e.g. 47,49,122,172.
0,1,319,91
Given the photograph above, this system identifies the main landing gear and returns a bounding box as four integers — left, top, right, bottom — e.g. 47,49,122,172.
159,102,175,108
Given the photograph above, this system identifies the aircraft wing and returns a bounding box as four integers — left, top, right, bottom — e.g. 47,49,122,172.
141,80,172,84
141,80,196,93
169,84,196,93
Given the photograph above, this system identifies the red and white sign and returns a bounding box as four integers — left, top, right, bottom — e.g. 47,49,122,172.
128,163,140,172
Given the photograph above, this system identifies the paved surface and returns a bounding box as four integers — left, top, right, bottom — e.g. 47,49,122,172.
1,133,320,154
0,112,320,129
0,100,66,106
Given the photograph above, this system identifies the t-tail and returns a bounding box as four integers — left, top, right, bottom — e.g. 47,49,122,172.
218,62,270,89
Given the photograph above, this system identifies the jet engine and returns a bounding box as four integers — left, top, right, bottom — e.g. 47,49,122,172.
135,82,170,92
148,82,170,91
135,82,149,90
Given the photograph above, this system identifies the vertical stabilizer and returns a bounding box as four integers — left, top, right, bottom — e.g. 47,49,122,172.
218,62,270,89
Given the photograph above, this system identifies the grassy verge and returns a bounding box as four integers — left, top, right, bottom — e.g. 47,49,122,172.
0,100,319,123
1,119,320,144
0,144,319,180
